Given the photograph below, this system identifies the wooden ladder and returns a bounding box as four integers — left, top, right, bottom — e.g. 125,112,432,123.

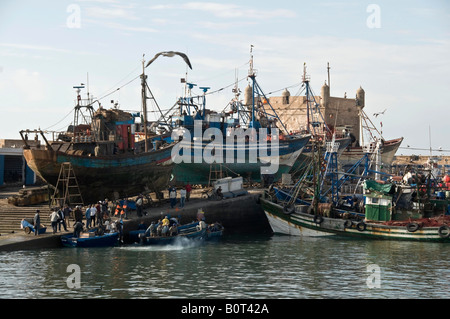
51,162,84,208
208,163,226,187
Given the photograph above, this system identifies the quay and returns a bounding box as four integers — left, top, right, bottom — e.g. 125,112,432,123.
0,186,270,251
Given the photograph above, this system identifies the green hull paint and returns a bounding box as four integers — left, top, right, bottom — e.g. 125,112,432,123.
261,198,450,242
173,162,292,185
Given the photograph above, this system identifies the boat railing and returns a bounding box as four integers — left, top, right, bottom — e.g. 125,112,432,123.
73,135,94,143
326,142,340,153
340,183,364,195
76,98,94,108
362,143,377,154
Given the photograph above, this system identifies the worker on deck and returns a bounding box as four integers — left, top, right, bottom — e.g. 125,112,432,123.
161,215,170,236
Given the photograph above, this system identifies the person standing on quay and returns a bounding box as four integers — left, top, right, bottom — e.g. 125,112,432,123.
90,204,97,227
86,205,92,228
49,208,59,234
169,187,177,209
95,201,102,226
63,204,72,228
136,194,143,217
33,210,41,236
185,182,192,202
179,187,186,208
120,199,128,220
74,206,83,223
58,207,68,232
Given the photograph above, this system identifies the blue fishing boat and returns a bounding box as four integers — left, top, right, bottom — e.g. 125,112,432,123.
139,226,207,245
206,223,224,241
158,48,310,185
61,231,119,248
128,220,198,243
130,220,224,244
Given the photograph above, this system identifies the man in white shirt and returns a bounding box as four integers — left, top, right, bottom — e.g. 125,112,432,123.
90,205,97,227
179,187,186,208
169,188,177,208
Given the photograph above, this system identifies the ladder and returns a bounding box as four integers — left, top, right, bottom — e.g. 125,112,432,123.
50,162,84,208
208,163,225,187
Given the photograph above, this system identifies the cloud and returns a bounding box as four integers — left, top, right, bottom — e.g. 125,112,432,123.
182,2,296,19
0,43,70,53
149,2,296,20
7,69,46,103
85,5,139,20
93,21,157,33
0,42,99,57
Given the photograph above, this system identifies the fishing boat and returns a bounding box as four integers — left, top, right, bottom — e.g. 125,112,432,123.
128,220,198,243
339,137,404,169
339,103,403,170
206,222,224,241
61,231,119,248
20,55,185,204
130,221,224,243
164,49,311,185
138,224,207,245
261,197,450,242
289,65,352,175
260,141,450,242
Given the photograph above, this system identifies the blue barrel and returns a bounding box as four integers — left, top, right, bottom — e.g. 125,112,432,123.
437,191,445,199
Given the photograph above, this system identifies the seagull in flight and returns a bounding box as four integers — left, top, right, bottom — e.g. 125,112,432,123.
145,51,192,69
373,108,387,117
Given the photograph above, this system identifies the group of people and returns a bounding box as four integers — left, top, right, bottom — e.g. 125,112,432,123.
168,182,192,209
47,204,73,234
31,182,195,237
32,198,117,236
64,200,124,240
144,215,180,237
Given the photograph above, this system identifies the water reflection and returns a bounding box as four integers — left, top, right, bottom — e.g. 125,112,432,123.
0,235,448,298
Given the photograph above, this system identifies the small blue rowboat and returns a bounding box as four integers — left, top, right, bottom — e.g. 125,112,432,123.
61,231,119,248
206,227,224,241
21,219,46,235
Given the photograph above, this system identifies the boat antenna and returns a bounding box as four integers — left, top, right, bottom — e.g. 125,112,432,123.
327,62,330,93
429,125,432,157
249,44,255,77
87,72,90,102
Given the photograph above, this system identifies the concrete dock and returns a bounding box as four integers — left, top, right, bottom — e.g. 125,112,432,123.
0,186,271,251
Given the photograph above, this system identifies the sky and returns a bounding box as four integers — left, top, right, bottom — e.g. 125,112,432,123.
0,0,449,156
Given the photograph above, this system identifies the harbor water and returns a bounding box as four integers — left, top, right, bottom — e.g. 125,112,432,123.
0,234,448,299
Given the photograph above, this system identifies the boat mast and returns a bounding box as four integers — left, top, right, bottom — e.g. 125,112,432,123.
248,45,256,128
141,55,149,152
303,63,310,133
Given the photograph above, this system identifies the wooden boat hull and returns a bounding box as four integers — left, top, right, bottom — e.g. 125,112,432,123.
261,198,450,242
339,137,403,167
23,144,175,203
61,232,119,247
